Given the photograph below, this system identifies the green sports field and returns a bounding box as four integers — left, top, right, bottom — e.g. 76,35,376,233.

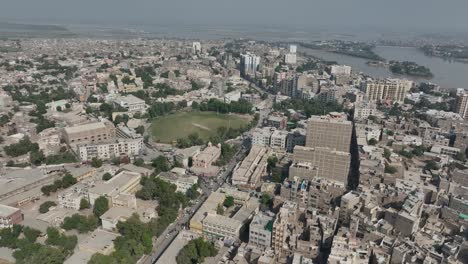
150,111,251,143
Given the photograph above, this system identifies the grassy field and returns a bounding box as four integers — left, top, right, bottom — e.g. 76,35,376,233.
150,111,251,143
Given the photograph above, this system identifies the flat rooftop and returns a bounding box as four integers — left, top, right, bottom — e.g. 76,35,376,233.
0,204,20,217
64,122,107,134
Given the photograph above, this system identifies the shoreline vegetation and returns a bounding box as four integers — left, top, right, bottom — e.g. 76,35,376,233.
421,44,468,62
299,41,384,61
366,60,434,78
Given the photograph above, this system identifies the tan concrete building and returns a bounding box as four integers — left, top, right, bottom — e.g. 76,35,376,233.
455,92,468,119
291,146,350,184
306,113,352,152
63,120,115,145
363,78,412,103
232,146,272,189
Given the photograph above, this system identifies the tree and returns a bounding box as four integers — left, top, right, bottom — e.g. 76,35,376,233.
455,152,466,162
56,106,62,112
384,165,398,174
425,160,440,171
216,204,224,215
39,201,56,214
23,227,41,243
91,157,103,168
260,193,272,209
383,148,392,160
102,172,113,181
93,196,109,217
61,173,77,188
61,214,99,233
30,150,45,166
223,196,235,208
79,198,90,210
176,238,217,264
152,155,170,173
368,138,378,146
135,125,145,135
267,156,278,173
134,158,145,167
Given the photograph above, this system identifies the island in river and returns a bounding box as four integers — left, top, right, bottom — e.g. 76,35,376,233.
366,60,433,78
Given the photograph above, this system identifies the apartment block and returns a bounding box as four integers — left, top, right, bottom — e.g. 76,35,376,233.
291,146,350,184
249,212,274,249
88,171,141,209
362,78,412,103
63,120,115,145
0,204,22,228
77,138,143,161
232,146,272,189
306,113,352,152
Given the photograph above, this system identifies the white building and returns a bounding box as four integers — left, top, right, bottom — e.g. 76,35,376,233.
241,53,261,76
285,53,297,64
270,130,288,149
289,45,297,54
252,127,274,147
77,138,143,161
330,65,352,76
192,42,202,53
113,94,148,114
158,171,198,193
224,91,242,103
249,212,273,249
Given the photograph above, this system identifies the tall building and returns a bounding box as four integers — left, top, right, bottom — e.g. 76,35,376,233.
240,53,260,77
192,42,201,53
285,53,297,64
289,45,297,54
249,212,274,249
363,79,413,103
455,91,468,119
306,113,352,153
290,112,353,186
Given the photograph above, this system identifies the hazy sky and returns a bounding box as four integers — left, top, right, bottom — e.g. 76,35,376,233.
2,0,468,32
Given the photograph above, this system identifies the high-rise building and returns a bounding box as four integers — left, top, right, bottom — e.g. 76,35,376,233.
289,45,297,54
306,113,352,152
455,91,468,119
192,42,201,53
363,78,413,103
240,53,260,77
285,53,297,64
290,112,353,186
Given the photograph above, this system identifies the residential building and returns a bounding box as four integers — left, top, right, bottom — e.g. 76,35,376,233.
232,146,271,189
112,94,148,114
306,113,352,152
455,91,468,119
252,127,274,147
157,171,198,193
249,212,274,249
88,171,141,209
63,120,115,145
0,204,22,228
77,138,143,161
270,130,288,149
291,146,350,184
330,65,352,76
192,143,221,168
363,78,413,103
240,53,260,77
100,207,134,231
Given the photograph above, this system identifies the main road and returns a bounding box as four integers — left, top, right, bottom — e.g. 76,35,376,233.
141,146,248,264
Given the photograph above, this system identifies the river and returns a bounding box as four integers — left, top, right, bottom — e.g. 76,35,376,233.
301,46,468,89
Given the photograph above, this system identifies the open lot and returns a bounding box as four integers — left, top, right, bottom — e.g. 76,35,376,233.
150,111,251,143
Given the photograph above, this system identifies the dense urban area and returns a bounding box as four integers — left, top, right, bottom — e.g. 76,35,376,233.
0,37,466,264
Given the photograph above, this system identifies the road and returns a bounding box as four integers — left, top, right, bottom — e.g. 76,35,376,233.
142,147,248,264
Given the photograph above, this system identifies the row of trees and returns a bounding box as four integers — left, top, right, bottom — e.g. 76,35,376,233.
273,98,344,118
176,237,218,264
193,98,253,114
88,214,155,264
0,225,77,264
4,137,38,157
41,173,77,196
